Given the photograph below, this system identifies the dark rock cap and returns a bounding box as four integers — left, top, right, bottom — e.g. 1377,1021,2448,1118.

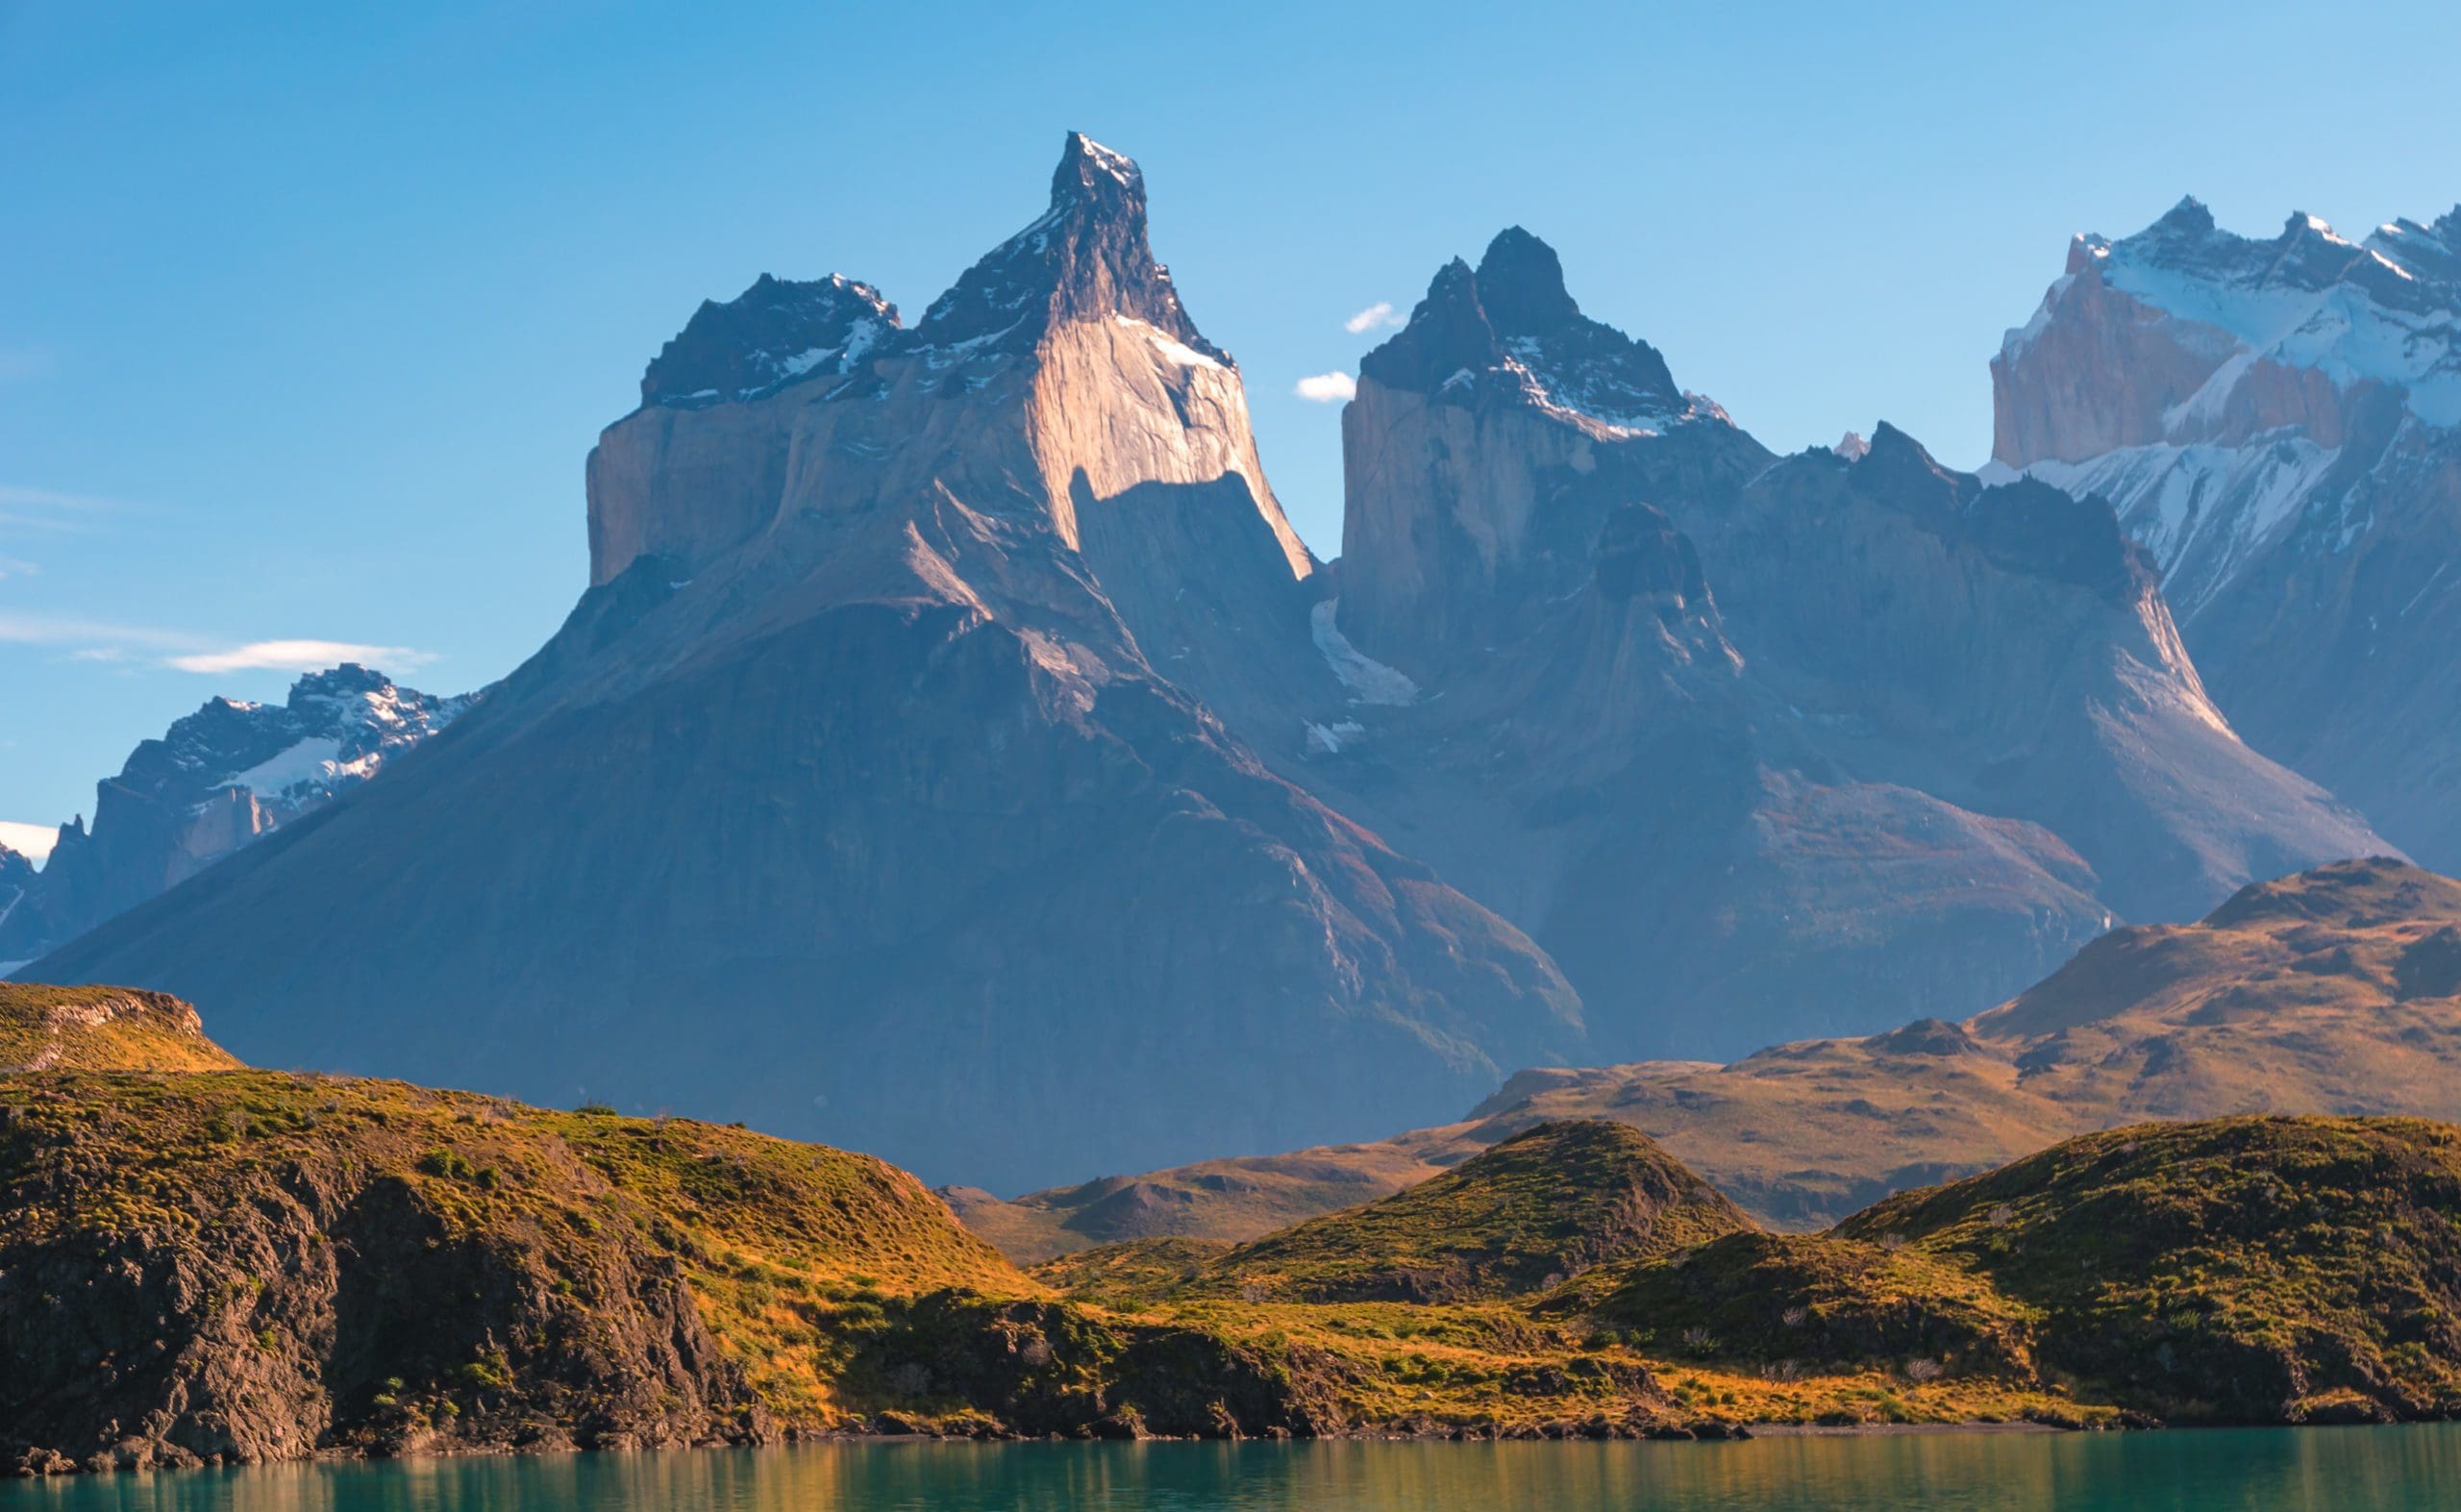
1358,258,1499,391
1361,227,1682,422
913,133,1226,362
641,273,899,408
1475,227,1582,335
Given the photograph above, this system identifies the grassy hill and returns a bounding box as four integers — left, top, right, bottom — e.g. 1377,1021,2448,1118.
0,1061,1026,1472
20,978,2461,1472
1027,1237,1230,1308
1022,1112,2461,1431
957,858,2461,1254
1196,1122,1748,1303
0,1002,1747,1470
1575,1230,2039,1384
1516,1115,2461,1429
0,983,242,1073
1838,1117,2461,1424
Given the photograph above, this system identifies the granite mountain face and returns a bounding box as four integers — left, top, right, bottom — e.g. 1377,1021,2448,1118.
33,136,1581,1192
1993,198,2461,868
1246,230,2385,1055
28,139,2396,1189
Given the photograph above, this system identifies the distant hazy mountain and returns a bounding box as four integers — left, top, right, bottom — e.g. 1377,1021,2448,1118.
0,665,467,967
32,142,2396,1191
1993,197,2461,867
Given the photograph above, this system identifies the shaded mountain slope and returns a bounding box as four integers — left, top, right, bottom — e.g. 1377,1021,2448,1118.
955,858,2461,1252
30,157,2394,1199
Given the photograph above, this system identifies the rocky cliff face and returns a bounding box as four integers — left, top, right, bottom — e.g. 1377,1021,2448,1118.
0,1040,1034,1474
1,1125,768,1475
1696,428,2374,927
1993,199,2461,866
1255,231,2384,1057
0,665,469,965
1338,232,1732,679
588,273,899,589
37,136,1579,1193
586,136,1310,598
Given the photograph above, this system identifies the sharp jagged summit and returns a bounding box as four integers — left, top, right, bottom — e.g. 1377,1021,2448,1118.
1359,228,1698,433
913,131,1225,362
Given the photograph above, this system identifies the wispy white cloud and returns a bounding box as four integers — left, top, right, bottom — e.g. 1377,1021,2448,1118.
0,820,60,864
0,555,35,580
1344,302,1404,335
0,610,197,652
0,483,135,537
1294,371,1357,403
0,483,130,512
165,639,435,676
0,612,431,677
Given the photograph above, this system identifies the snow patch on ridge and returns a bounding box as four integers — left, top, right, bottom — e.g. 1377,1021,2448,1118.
223,736,373,803
1305,719,1366,756
1311,601,1419,706
1115,314,1223,370
2026,437,2341,619
1074,135,1139,187
1496,339,1715,436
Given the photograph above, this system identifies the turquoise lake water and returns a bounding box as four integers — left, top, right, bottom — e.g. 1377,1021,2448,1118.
4,1430,2458,1510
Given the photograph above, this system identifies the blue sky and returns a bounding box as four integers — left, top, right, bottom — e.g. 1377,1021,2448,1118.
4,0,2456,845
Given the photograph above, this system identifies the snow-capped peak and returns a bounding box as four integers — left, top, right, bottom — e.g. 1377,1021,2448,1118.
2029,197,2461,430
119,663,474,815
1061,132,1140,192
